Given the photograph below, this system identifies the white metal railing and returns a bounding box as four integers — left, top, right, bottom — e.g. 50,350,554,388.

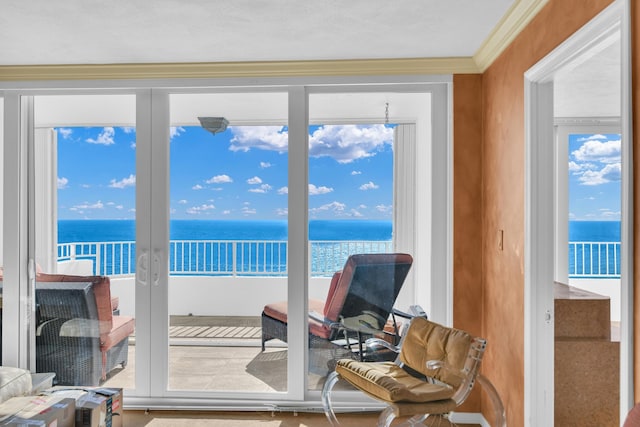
57,240,393,277
568,241,620,278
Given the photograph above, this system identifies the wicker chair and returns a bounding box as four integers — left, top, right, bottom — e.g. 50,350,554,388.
261,253,413,369
35,274,135,385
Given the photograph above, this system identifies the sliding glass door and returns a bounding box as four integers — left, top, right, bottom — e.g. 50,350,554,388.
167,91,290,394
2,79,450,407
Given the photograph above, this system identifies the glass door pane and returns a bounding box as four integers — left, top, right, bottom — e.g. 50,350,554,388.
168,92,288,393
306,92,397,391
32,95,137,390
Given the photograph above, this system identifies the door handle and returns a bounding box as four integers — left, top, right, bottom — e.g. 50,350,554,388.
136,251,149,286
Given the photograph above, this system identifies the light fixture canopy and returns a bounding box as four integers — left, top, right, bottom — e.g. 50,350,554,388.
198,117,229,135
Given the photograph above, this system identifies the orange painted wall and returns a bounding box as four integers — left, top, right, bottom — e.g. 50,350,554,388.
452,0,616,424
453,73,484,412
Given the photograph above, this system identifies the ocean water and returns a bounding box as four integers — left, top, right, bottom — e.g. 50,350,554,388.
58,219,393,243
568,220,620,242
59,219,618,244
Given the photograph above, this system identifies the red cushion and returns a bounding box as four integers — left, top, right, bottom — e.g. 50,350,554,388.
263,299,325,323
323,271,342,317
100,315,135,351
263,299,334,339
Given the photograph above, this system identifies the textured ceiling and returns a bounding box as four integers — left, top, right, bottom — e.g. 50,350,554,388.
0,0,515,65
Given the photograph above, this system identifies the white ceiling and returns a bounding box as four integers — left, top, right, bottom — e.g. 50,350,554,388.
1,0,622,120
0,0,515,65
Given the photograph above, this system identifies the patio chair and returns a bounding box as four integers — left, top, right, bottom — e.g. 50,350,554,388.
35,273,135,385
322,316,507,426
261,253,413,366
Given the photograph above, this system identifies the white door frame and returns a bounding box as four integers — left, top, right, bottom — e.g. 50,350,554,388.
524,1,633,425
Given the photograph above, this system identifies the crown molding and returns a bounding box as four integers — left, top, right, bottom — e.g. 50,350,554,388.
0,57,480,82
0,1,550,82
473,0,550,71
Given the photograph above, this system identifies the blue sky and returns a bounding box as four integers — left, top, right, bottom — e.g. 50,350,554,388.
568,133,621,221
56,124,394,221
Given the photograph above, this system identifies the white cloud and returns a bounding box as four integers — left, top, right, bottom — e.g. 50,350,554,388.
260,162,272,168
109,174,136,189
376,204,392,213
241,206,257,215
577,134,608,142
70,200,104,211
122,127,135,134
178,199,188,204
170,127,185,138
247,176,263,185
58,177,69,189
309,201,346,216
58,128,73,139
275,208,288,216
230,126,288,153
572,138,621,164
350,209,364,217
222,210,231,215
87,127,115,145
359,181,379,190
249,184,272,193
578,163,621,186
186,204,215,215
115,205,124,210
351,170,362,175
309,184,333,195
310,124,393,163
277,185,334,195
206,174,233,184
192,184,204,190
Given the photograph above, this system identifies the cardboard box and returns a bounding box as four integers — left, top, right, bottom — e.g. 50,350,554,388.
0,395,75,427
42,387,122,427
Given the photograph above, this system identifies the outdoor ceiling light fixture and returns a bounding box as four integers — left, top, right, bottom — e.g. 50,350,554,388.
198,117,229,136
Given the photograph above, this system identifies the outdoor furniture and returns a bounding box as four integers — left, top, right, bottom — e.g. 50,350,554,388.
35,274,135,385
261,253,413,367
322,316,507,426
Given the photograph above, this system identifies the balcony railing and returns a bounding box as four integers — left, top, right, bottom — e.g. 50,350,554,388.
57,240,393,277
568,241,621,278
57,240,621,279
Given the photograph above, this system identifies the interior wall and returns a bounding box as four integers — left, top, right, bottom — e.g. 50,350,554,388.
472,0,615,425
452,74,483,413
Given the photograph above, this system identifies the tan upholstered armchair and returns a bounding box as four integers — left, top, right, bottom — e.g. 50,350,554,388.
322,316,506,426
